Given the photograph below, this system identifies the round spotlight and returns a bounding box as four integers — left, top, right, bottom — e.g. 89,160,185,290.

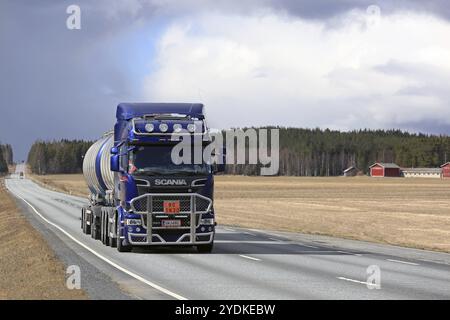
145,123,154,132
159,123,169,132
187,123,196,133
173,123,182,132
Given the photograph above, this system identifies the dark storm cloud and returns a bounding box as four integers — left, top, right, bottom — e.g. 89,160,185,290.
0,0,160,160
266,0,450,21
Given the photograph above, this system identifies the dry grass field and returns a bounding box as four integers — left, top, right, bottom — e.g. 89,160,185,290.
31,174,450,253
0,178,87,299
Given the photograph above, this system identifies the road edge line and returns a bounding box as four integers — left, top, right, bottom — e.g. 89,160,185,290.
6,184,187,301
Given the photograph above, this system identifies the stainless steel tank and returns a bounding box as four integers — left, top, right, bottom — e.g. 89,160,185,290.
82,133,114,196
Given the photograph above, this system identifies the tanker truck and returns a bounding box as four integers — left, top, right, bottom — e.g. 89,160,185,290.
81,103,223,252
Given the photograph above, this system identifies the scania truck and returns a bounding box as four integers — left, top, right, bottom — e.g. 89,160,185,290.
81,103,222,252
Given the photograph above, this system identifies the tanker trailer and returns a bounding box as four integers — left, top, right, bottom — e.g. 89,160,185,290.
81,103,224,253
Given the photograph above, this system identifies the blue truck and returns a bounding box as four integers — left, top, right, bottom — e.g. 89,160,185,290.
81,103,222,252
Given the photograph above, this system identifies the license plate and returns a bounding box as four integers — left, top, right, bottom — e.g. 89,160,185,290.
163,200,180,213
161,220,181,228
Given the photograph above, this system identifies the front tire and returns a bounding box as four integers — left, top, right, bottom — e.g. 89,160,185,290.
116,223,132,252
81,208,91,235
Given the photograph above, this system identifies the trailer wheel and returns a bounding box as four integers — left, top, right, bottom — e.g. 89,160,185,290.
105,211,110,247
100,210,104,243
101,209,107,245
81,208,84,230
81,208,86,233
91,217,99,239
196,243,214,253
116,223,132,252
81,208,91,235
85,209,91,235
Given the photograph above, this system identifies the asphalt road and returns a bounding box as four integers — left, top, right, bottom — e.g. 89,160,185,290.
5,164,450,299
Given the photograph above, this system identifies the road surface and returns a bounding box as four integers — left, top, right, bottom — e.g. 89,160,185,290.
5,164,450,299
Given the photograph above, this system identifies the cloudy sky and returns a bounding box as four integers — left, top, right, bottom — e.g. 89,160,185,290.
1,0,450,160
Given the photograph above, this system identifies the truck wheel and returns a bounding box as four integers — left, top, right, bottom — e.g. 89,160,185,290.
197,243,214,253
100,210,103,242
85,210,91,235
91,207,101,240
110,212,117,248
116,224,132,252
91,216,100,240
81,208,91,235
101,210,106,245
81,209,84,230
105,212,110,247
81,209,86,233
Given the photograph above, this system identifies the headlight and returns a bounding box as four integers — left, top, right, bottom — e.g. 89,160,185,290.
173,123,182,132
145,123,154,132
187,123,196,133
200,218,214,225
125,219,142,226
159,123,169,132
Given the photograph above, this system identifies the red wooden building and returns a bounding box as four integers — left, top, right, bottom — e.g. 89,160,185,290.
441,162,450,178
369,163,401,177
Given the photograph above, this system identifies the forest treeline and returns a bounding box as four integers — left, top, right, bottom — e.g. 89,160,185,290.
0,143,13,173
27,140,93,175
224,128,450,176
26,128,450,176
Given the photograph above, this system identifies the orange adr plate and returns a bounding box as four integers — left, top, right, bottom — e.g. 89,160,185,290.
163,200,180,213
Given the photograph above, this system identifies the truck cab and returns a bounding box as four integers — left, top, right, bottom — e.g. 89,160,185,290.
81,103,223,253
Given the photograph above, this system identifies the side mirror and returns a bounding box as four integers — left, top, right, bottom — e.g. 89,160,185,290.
110,155,120,172
110,146,119,155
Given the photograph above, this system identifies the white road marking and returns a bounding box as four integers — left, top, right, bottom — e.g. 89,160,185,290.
337,277,377,287
215,240,290,244
297,243,319,249
387,259,419,266
239,255,261,261
337,250,363,256
297,250,344,254
418,258,448,265
7,186,187,301
223,227,235,232
269,237,282,242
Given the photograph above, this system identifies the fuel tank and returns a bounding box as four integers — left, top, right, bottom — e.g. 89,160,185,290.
82,133,114,196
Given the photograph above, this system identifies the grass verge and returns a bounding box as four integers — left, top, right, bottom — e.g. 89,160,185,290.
0,177,87,299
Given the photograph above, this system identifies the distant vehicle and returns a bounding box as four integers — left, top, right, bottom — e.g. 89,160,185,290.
19,172,24,179
80,103,224,253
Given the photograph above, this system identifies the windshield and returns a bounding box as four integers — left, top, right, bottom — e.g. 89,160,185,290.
129,145,211,176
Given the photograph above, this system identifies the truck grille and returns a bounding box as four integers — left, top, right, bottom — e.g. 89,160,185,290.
131,194,212,214
130,193,211,229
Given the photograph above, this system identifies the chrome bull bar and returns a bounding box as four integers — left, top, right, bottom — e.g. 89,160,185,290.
129,193,212,245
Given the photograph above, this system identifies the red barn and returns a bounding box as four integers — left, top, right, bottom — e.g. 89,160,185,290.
441,162,450,178
369,163,401,177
